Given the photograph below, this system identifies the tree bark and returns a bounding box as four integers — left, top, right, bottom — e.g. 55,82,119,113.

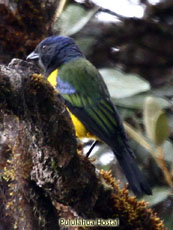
0,59,164,230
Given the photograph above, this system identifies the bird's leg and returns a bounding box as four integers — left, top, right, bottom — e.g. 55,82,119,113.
86,140,98,158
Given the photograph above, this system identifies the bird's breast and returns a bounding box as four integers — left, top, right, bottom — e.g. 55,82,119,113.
47,69,96,140
47,68,58,88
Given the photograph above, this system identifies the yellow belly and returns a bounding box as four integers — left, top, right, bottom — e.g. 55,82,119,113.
47,69,96,139
67,109,96,139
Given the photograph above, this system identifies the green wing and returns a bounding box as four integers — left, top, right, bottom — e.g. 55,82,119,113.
57,58,126,147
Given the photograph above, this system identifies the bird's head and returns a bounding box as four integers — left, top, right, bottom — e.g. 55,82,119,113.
27,35,83,77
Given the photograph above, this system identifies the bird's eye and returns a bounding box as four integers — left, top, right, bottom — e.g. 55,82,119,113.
42,45,47,51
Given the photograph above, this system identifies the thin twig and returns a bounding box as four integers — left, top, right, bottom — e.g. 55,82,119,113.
154,146,173,188
124,121,153,153
98,7,126,20
53,0,67,23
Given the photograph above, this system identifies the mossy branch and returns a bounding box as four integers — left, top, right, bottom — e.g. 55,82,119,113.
0,59,164,230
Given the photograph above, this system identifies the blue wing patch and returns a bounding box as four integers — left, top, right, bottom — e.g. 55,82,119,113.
57,76,76,94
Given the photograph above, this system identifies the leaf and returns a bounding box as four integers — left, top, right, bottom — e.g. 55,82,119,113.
141,187,170,207
153,111,170,146
143,96,170,145
116,107,136,119
143,96,162,142
57,4,98,36
99,68,150,99
115,93,171,110
152,84,173,98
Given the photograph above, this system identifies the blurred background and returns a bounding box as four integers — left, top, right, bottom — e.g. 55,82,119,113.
0,0,173,229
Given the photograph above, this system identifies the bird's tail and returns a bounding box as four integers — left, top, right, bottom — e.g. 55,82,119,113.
114,148,152,197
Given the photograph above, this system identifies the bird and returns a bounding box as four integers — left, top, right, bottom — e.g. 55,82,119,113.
27,35,152,196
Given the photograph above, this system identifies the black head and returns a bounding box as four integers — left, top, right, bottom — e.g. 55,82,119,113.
27,35,83,77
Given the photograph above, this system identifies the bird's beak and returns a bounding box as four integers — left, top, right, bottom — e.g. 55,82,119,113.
26,51,39,60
